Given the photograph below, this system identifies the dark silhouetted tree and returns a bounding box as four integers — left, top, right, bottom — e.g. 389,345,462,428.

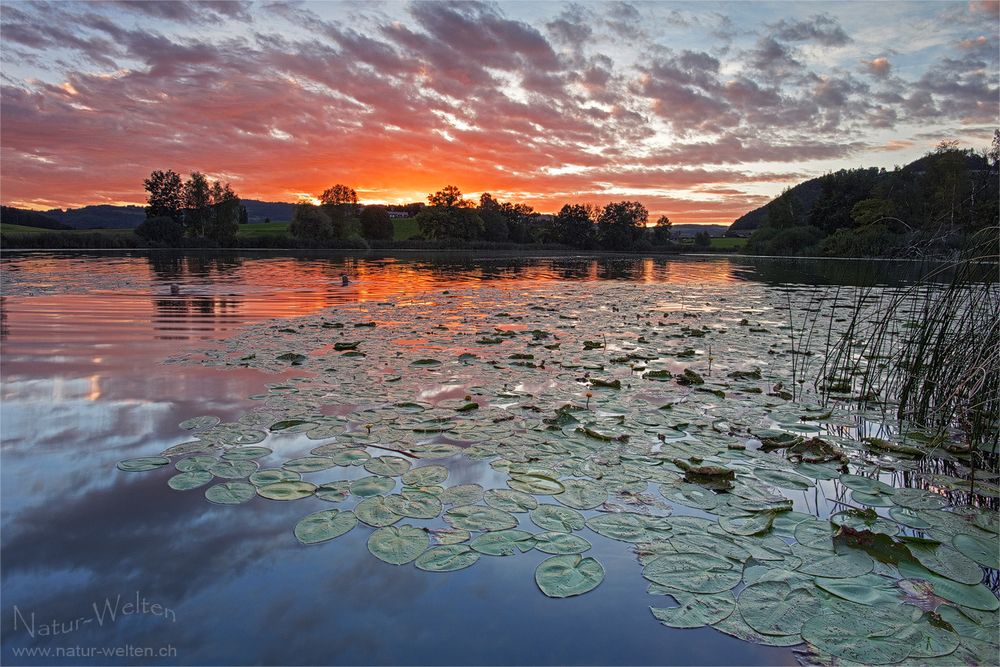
597,201,647,250
360,205,394,240
554,204,595,247
289,204,333,242
652,215,672,245
135,216,184,246
143,170,184,223
428,185,467,208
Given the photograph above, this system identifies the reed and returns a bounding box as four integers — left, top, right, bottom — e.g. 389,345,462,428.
817,227,1000,471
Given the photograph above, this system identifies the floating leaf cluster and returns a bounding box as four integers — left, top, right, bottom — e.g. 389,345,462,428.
126,284,998,665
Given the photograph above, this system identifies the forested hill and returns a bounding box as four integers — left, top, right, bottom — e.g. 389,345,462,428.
1,200,296,229
729,144,998,257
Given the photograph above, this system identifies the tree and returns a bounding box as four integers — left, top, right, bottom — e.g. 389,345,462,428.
597,201,647,250
318,184,359,236
289,204,333,242
143,170,184,222
428,184,467,208
238,205,248,225
554,204,595,247
319,184,358,207
135,215,184,246
767,188,803,230
182,172,212,237
693,231,711,248
652,215,672,245
360,206,394,240
416,207,484,240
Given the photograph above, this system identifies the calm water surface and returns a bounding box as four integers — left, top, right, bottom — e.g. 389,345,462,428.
0,251,964,666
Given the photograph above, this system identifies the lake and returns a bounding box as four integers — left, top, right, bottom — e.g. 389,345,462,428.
1,251,997,666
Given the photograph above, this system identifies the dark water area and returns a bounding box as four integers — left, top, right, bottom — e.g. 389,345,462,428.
0,251,993,666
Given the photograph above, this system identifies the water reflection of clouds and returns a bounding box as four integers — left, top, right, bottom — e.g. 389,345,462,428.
0,254,827,665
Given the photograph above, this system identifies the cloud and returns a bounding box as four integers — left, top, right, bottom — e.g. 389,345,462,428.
862,57,892,77
769,14,851,46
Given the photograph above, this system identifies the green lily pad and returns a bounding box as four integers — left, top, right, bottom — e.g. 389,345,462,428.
368,525,429,564
283,456,337,473
384,491,442,519
719,513,776,536
508,473,565,495
445,506,518,532
364,456,412,477
484,489,538,513
814,573,903,605
167,471,213,490
330,449,371,466
439,484,484,506
415,545,480,572
209,459,259,479
315,480,350,502
554,479,608,509
801,612,911,664
205,481,256,505
531,504,585,532
402,465,449,486
650,590,735,628
349,475,396,498
535,555,604,598
909,542,985,584
737,581,817,635
533,531,592,555
249,468,301,486
953,533,999,570
840,473,895,496
796,547,874,578
660,483,718,510
179,415,220,430
897,559,998,611
586,512,663,542
470,529,536,556
754,468,813,490
641,552,741,593
117,457,170,472
221,446,272,461
354,496,403,527
294,509,357,544
256,480,317,500
175,455,218,472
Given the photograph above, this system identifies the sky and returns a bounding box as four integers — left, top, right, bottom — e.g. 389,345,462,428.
1,1,998,223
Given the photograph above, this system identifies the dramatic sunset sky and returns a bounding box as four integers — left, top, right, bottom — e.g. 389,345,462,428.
1,1,997,222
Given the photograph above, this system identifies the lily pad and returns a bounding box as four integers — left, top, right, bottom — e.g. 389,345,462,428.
283,456,337,473
209,459,259,479
445,506,518,532
402,465,449,486
205,481,256,505
364,456,411,477
554,479,607,509
484,489,538,513
641,552,741,593
179,415,221,430
385,491,442,519
415,545,480,572
167,471,213,490
256,480,317,501
294,509,357,544
531,504,585,533
249,468,301,486
439,484,484,506
367,525,429,565
533,531,592,555
737,581,817,635
349,475,396,498
535,555,605,598
508,473,565,495
354,496,403,527
650,590,735,628
801,611,911,664
117,457,170,472
221,446,272,461
952,533,999,570
470,529,536,556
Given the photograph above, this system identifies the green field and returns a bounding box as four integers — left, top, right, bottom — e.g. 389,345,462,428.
391,217,420,241
0,223,136,236
710,237,746,250
238,221,291,237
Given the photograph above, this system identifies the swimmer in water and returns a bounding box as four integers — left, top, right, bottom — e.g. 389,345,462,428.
341,274,350,286
169,283,180,295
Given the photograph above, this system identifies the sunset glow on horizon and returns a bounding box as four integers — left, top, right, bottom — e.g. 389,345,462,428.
1,0,997,222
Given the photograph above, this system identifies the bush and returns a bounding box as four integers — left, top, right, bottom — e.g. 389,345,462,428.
135,216,185,246
289,204,333,241
360,206,394,240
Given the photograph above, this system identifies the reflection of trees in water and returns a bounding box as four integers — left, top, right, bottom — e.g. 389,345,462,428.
0,296,8,340
152,296,240,339
147,251,246,284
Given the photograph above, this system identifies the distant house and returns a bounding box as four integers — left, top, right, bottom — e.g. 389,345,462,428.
387,210,408,219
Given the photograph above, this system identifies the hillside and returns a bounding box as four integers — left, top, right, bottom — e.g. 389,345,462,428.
728,148,998,257
6,199,297,229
